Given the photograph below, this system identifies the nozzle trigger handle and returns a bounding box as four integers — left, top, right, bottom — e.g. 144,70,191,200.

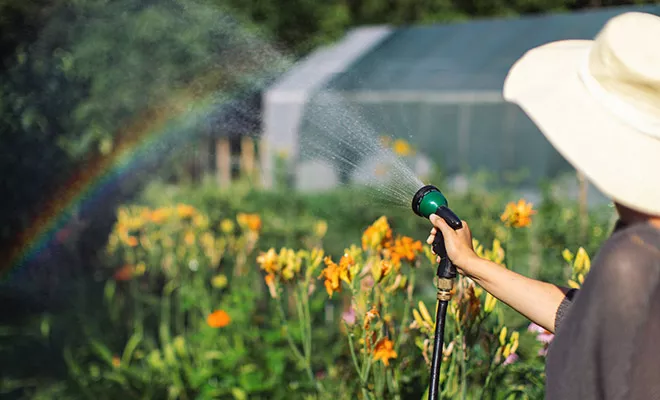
432,206,463,280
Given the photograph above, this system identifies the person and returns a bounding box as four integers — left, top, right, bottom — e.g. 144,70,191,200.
427,11,660,400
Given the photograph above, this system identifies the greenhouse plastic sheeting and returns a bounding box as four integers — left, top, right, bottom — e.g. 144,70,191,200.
294,5,659,188
326,5,660,92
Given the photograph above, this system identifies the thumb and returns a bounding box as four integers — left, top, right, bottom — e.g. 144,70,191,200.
430,214,453,237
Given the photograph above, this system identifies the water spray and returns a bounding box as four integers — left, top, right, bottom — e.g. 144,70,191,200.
411,185,462,400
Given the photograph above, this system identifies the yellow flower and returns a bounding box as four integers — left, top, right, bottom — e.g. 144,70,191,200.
308,248,325,270
206,310,231,328
362,216,393,251
364,306,380,330
280,248,303,280
112,355,121,368
176,204,196,218
484,292,498,312
372,259,393,283
392,139,414,157
573,247,591,275
237,213,262,233
211,274,228,289
264,274,278,299
500,199,536,228
410,301,435,335
510,331,520,354
344,245,362,262
151,207,173,224
419,301,434,325
257,248,279,275
314,220,328,238
568,279,581,289
320,260,342,298
499,327,508,346
220,219,235,234
373,338,397,366
193,214,209,228
126,236,139,247
562,248,574,263
473,238,506,265
319,254,354,298
565,247,591,288
184,231,195,246
200,232,214,248
388,235,423,267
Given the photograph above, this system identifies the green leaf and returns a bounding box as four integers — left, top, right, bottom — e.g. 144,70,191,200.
122,331,143,366
89,339,114,365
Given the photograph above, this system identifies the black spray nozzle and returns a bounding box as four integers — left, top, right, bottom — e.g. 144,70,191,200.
412,185,463,279
412,185,462,228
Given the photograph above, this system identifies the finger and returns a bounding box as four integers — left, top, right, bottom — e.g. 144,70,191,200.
436,255,441,263
426,234,434,245
430,214,454,236
460,220,469,232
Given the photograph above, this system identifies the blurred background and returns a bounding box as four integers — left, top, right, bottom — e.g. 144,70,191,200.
1,1,657,399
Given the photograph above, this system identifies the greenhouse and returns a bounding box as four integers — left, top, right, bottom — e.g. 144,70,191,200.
262,4,660,191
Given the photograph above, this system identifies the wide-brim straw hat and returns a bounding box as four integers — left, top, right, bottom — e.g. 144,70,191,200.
504,11,660,215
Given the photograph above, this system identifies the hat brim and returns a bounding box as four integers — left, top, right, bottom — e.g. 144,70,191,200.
504,40,660,215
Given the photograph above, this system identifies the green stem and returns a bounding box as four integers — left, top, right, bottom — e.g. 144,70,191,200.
292,286,322,391
348,328,372,399
460,336,468,400
361,388,372,400
275,297,305,364
346,327,365,382
301,286,313,363
388,369,401,399
362,350,374,385
480,346,500,399
293,290,307,357
395,270,415,353
302,284,324,392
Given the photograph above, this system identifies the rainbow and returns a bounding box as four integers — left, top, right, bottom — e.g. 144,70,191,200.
1,68,270,283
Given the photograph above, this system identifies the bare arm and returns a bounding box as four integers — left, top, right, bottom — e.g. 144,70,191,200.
463,257,571,333
428,214,571,333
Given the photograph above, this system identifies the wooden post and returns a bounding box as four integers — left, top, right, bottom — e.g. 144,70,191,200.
241,136,255,181
258,137,269,188
577,170,589,241
216,138,231,186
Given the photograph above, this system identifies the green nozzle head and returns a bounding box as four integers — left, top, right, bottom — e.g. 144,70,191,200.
412,185,448,219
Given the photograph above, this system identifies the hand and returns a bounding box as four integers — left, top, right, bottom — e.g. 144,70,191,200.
426,214,479,275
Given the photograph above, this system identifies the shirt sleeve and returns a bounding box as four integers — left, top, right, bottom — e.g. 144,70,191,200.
554,288,578,332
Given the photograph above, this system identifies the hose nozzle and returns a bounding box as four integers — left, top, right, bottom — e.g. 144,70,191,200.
411,185,462,279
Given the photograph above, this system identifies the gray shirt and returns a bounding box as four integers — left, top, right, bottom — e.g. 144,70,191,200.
546,221,660,399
